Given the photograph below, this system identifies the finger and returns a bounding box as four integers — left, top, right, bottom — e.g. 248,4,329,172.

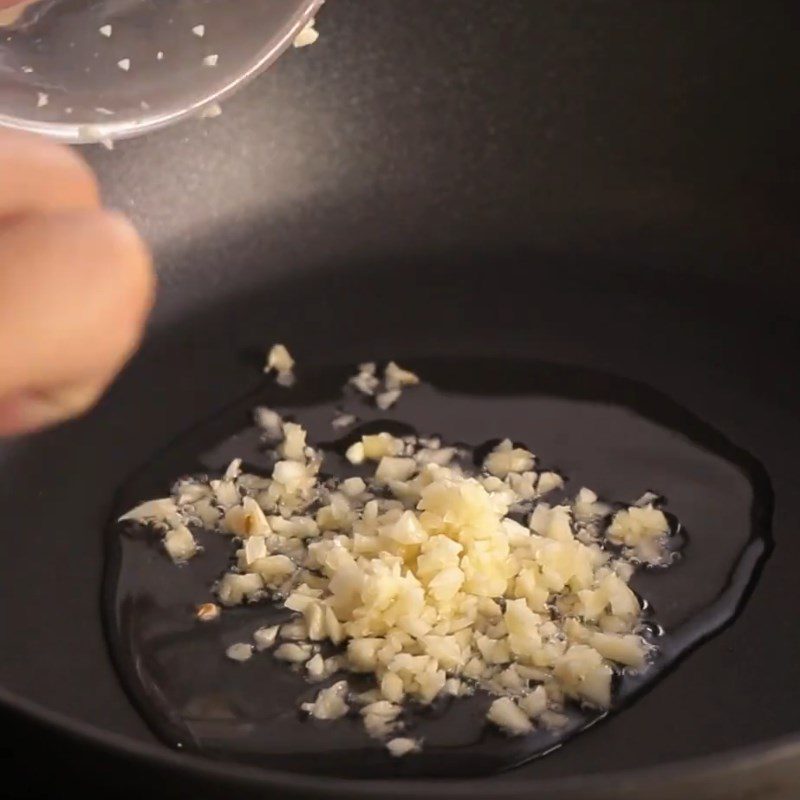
0,209,155,432
0,380,113,436
0,130,99,219
0,1,36,19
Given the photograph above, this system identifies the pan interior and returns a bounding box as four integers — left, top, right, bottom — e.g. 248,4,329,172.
104,354,770,778
0,251,798,786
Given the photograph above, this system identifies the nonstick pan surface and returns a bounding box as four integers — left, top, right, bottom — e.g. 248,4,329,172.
1,2,798,798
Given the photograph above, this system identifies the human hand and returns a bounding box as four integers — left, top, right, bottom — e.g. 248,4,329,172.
0,130,154,436
0,1,36,24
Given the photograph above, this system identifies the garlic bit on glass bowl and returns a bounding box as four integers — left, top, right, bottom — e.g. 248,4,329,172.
0,0,323,144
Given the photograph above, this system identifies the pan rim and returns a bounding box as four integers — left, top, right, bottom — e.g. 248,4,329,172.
3,683,799,796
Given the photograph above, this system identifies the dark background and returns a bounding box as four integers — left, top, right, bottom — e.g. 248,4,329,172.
1,1,799,797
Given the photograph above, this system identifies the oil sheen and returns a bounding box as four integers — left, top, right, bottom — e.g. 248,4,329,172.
103,359,771,778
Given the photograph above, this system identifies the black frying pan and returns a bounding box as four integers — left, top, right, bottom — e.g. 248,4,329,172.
1,1,799,798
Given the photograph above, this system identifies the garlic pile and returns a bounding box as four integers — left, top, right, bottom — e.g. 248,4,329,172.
120,361,676,756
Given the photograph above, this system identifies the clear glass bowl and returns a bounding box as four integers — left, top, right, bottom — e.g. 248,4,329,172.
0,0,323,143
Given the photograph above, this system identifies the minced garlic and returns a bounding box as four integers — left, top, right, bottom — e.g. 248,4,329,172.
376,389,402,410
332,412,357,430
349,362,380,396
607,504,671,564
349,361,420,409
386,737,421,757
226,643,253,662
301,680,349,719
385,361,420,391
254,406,284,438
293,17,319,48
264,344,295,387
120,360,677,753
484,439,535,478
196,603,220,622
487,697,533,736
164,525,197,563
253,625,279,650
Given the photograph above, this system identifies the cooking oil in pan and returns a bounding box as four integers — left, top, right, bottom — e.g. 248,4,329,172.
103,359,771,778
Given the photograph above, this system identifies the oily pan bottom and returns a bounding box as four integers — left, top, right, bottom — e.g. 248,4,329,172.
0,249,798,799
105,355,768,779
